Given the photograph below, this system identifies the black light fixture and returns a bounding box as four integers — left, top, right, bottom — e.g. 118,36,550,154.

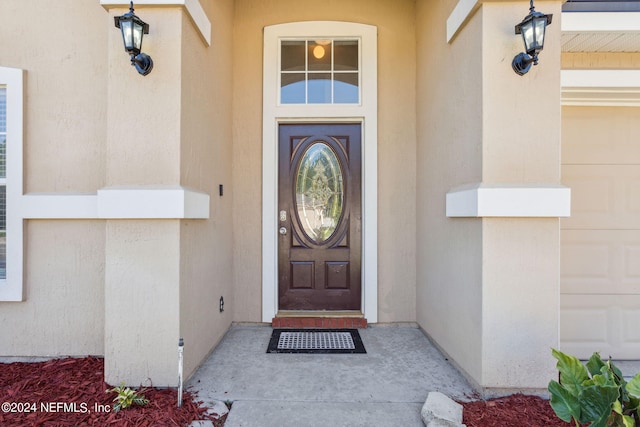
114,1,153,76
512,0,553,76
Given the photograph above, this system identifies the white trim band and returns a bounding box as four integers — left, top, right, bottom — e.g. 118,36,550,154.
562,70,640,107
99,186,209,218
22,194,99,219
21,187,210,219
100,0,211,46
447,0,480,43
446,183,571,218
562,12,640,33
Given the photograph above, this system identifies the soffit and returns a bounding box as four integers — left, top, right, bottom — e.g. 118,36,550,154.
562,32,640,52
562,12,640,52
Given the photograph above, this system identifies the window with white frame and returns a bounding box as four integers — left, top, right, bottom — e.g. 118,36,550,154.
0,66,24,301
280,39,360,104
0,86,6,280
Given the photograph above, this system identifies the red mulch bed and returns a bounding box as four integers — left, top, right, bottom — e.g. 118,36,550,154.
1,356,570,427
461,394,569,427
0,356,227,427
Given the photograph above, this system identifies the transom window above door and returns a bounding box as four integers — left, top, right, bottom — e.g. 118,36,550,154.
280,39,359,104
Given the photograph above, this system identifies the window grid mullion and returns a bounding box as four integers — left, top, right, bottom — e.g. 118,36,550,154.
305,40,309,104
331,40,335,104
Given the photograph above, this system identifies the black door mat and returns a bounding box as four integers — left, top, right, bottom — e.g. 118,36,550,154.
267,329,366,354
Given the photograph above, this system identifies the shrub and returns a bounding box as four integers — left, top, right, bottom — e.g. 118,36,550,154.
548,349,640,427
107,383,150,412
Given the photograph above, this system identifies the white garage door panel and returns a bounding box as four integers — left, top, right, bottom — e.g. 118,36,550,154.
561,106,640,360
563,107,640,165
562,230,640,295
561,294,640,360
562,165,640,230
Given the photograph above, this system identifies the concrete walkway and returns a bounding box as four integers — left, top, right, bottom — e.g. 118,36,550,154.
187,324,475,427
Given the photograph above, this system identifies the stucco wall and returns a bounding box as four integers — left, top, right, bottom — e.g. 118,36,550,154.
102,2,236,386
106,8,182,186
105,220,180,386
0,1,235,388
416,0,484,383
0,1,107,357
479,1,562,391
0,221,105,356
179,0,235,380
232,0,417,323
416,0,562,391
0,0,107,193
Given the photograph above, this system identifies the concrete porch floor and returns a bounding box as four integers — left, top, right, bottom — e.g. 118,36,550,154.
187,324,475,427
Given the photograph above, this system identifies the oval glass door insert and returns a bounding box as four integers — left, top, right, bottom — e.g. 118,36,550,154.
295,142,344,243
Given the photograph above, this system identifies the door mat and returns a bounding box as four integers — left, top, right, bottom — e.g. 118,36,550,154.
267,329,366,354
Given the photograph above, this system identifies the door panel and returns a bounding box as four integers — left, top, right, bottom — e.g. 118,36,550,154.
278,124,361,311
561,109,640,359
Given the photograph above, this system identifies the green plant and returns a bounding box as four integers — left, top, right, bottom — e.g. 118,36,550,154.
548,349,640,427
107,383,150,412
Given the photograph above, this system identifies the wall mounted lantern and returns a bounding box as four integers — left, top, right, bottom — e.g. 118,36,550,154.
114,1,153,76
512,0,553,76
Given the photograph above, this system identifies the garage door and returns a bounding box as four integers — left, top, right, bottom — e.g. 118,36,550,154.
561,106,640,360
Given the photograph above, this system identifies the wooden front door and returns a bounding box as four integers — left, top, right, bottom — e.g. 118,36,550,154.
278,123,362,311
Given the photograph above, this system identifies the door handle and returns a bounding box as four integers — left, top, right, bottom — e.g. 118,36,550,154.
279,227,287,235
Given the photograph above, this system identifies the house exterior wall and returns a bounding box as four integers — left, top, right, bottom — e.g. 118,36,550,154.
103,5,183,387
0,1,107,357
416,0,484,384
1,220,105,356
231,0,417,323
479,1,562,391
179,0,235,379
105,9,182,187
417,0,563,393
105,220,180,386
102,2,234,386
0,0,234,386
0,0,585,393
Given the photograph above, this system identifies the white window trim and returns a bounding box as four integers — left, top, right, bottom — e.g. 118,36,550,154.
0,67,24,301
262,21,378,323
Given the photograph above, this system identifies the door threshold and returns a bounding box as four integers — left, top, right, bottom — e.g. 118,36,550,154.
276,310,364,318
273,311,367,329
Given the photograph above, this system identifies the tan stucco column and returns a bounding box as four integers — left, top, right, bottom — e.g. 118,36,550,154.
417,0,567,394
101,0,231,387
477,1,564,392
103,5,184,387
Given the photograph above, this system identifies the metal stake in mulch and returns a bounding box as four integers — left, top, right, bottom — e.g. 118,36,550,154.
177,338,184,407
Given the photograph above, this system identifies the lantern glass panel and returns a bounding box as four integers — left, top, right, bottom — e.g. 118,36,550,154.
133,21,144,51
521,20,535,53
120,20,134,51
532,18,546,50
